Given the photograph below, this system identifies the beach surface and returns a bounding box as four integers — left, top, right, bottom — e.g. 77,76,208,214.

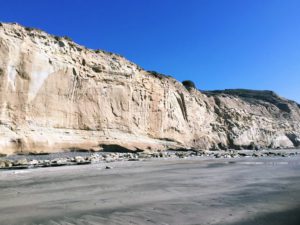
1,156,300,225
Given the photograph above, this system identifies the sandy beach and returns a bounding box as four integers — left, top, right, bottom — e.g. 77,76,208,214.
1,156,300,225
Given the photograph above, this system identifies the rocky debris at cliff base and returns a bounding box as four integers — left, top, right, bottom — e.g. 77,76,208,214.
0,149,299,170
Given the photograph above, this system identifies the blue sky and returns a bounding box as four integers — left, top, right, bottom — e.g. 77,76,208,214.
1,0,300,102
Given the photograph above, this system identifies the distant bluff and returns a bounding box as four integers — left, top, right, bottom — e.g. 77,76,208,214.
0,22,299,155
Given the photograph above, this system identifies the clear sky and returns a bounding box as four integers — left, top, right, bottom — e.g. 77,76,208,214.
1,0,300,102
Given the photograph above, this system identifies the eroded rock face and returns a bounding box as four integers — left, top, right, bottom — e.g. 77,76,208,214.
0,23,299,155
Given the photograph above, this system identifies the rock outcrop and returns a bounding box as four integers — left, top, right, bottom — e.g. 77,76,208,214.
0,23,299,155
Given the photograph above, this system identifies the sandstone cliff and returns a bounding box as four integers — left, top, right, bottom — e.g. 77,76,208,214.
0,23,299,155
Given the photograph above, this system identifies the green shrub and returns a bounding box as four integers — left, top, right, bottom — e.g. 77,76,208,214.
25,27,34,32
63,36,72,42
147,70,167,80
182,80,196,90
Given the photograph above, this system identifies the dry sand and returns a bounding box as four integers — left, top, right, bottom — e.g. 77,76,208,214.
1,156,300,225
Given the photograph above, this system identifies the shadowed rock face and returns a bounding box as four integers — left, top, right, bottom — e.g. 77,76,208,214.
0,23,299,155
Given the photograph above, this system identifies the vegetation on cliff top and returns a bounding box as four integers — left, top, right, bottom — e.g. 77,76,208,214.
203,89,297,113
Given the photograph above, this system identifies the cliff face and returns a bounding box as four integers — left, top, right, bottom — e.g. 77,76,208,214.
0,23,299,155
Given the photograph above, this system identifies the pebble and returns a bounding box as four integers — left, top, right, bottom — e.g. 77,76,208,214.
13,158,28,166
74,156,85,163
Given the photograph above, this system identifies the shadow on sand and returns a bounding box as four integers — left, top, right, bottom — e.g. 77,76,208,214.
221,205,300,225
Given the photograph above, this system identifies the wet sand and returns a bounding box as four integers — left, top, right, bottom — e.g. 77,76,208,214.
1,157,300,225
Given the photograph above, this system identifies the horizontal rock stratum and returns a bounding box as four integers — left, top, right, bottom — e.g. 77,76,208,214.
0,22,299,155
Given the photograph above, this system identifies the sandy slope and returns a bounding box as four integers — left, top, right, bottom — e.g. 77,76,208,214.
1,157,300,225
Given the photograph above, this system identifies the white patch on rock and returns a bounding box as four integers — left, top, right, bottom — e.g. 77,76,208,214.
272,135,294,148
28,70,52,102
7,65,17,91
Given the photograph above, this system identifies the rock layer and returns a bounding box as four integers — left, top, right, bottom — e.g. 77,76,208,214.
0,23,299,155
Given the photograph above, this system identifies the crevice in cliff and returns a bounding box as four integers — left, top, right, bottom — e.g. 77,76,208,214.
111,104,120,118
175,92,188,122
69,69,82,102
